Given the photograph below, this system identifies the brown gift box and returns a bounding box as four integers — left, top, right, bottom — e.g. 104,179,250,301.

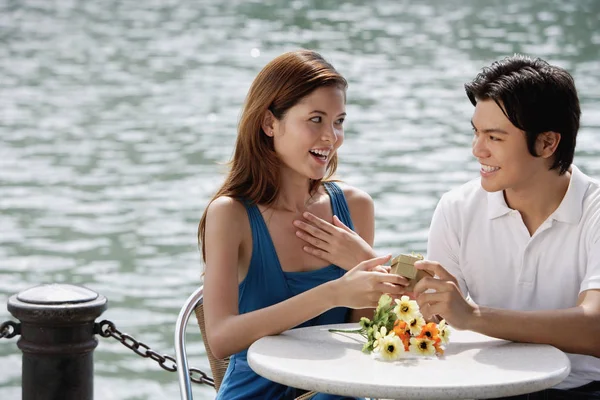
390,253,432,292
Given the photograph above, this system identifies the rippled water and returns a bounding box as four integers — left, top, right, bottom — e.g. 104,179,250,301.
1,0,599,398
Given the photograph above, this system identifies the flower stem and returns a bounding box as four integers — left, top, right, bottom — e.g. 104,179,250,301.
328,328,364,334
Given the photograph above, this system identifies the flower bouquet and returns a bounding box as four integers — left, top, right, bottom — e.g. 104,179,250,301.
329,294,450,361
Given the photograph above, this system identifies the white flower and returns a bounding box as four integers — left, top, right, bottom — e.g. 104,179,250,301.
438,319,451,345
393,295,420,322
407,316,426,335
409,337,436,356
377,294,393,311
378,333,405,361
372,326,387,352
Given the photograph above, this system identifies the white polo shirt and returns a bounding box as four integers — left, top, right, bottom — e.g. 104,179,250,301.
427,164,600,389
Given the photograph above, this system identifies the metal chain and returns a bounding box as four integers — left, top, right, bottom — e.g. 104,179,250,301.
95,320,215,387
0,321,20,339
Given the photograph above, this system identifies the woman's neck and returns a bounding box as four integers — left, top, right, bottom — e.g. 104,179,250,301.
272,171,319,213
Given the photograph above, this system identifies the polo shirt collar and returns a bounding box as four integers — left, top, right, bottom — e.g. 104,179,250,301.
487,190,512,220
550,164,588,223
486,164,589,223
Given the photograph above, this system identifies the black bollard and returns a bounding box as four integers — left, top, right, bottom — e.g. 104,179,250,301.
7,284,107,400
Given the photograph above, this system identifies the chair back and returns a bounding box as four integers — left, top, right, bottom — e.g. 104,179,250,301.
174,286,315,400
194,301,230,391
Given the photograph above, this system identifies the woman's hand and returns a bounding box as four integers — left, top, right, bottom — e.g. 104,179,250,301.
294,212,376,270
331,255,409,309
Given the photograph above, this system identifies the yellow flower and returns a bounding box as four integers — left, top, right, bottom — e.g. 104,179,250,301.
378,333,405,361
438,319,451,345
409,337,436,356
407,315,426,335
393,295,420,322
372,326,388,352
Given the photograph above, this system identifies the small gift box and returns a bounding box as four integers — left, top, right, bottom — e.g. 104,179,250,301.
390,253,432,291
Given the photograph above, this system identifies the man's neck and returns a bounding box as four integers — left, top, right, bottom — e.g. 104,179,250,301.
504,169,571,235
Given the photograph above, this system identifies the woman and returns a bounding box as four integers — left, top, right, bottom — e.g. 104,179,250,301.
199,50,407,399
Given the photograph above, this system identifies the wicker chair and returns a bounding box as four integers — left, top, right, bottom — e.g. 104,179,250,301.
174,286,316,399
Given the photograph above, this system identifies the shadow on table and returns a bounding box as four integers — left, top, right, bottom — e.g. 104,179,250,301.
449,339,568,374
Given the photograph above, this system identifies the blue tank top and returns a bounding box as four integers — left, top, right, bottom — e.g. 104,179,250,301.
216,182,363,400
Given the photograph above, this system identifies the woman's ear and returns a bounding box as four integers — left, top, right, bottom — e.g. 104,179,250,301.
536,131,561,159
262,110,276,137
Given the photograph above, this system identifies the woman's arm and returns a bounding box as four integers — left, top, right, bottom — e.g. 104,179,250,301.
342,186,381,323
202,196,405,359
340,186,377,322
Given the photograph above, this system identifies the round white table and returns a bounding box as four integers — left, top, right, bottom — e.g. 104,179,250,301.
247,323,571,399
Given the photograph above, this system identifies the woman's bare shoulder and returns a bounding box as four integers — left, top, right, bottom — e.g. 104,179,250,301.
334,182,374,208
205,196,248,228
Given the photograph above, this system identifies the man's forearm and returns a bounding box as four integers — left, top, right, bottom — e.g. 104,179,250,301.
467,305,600,357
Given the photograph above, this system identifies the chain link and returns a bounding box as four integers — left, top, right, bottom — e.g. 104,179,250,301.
0,321,20,339
95,320,215,387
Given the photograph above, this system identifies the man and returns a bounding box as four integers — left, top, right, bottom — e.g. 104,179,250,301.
414,55,600,399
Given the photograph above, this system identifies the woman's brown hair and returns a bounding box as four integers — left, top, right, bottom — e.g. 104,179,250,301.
198,50,348,261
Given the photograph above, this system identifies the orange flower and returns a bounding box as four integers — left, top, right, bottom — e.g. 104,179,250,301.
393,320,411,351
417,322,441,344
393,320,409,335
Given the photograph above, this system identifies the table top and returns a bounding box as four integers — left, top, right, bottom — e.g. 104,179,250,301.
247,323,571,399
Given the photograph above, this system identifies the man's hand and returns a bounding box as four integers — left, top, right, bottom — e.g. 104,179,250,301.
413,260,478,329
